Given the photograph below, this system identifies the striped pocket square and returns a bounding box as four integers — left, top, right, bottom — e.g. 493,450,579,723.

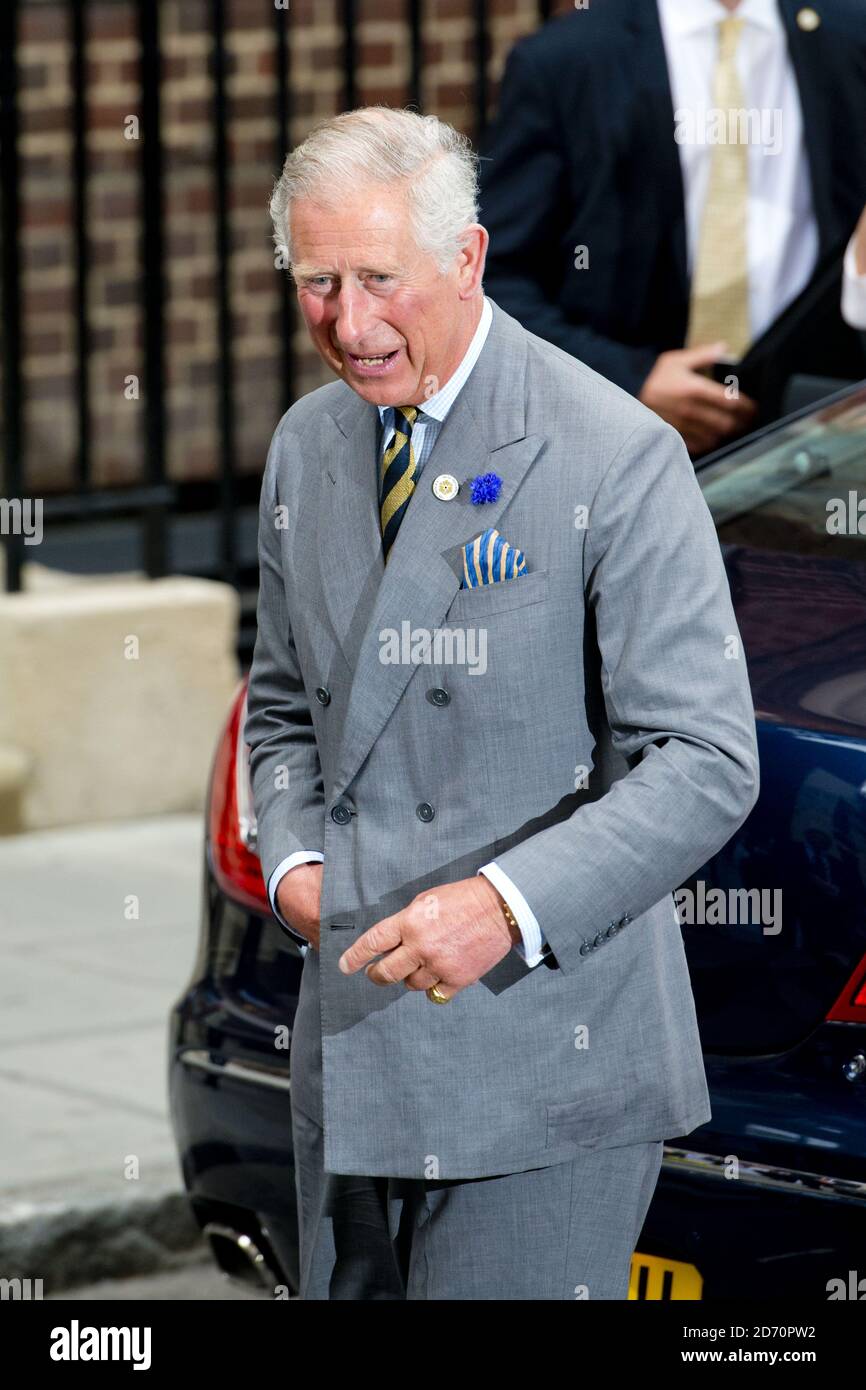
461,527,527,588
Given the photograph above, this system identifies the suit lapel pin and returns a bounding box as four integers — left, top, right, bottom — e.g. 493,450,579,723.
469,471,503,504
431,473,459,501
796,7,820,30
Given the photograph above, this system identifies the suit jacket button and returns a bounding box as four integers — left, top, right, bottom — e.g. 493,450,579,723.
426,687,450,706
330,803,351,825
315,686,331,706
416,802,435,822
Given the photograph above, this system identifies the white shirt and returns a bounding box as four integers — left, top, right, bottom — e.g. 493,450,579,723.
658,0,819,342
267,294,547,968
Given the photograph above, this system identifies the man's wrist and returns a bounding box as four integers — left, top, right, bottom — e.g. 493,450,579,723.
267,852,323,945
477,862,547,964
478,876,522,946
496,889,524,946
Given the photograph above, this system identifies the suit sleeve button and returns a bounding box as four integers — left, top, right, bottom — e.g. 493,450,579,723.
416,802,435,822
579,939,592,956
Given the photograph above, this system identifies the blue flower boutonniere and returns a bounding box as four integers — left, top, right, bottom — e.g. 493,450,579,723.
469,471,503,505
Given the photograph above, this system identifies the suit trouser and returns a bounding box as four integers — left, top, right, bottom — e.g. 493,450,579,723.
290,1104,664,1300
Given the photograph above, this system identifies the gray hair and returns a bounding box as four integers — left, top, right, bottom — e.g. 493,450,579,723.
268,106,480,275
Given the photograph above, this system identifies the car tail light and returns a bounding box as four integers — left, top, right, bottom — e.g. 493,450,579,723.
826,951,866,1023
208,679,272,916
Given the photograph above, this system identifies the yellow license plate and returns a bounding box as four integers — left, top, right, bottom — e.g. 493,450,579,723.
629,1251,703,1299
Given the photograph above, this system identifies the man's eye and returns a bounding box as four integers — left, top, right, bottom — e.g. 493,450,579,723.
368,274,392,285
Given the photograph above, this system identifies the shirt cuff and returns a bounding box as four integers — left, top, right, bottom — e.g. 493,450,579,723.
478,861,547,968
841,234,866,331
267,851,324,951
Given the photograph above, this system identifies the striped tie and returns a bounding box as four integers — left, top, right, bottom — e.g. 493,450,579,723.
379,405,419,563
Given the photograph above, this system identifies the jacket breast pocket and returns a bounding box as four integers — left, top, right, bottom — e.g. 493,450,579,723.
444,568,550,622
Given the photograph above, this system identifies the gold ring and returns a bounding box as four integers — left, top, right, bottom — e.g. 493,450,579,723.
426,984,451,1004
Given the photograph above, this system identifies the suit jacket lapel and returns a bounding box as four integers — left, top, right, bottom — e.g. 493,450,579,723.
316,395,384,675
777,0,835,254
625,1,689,313
322,299,544,799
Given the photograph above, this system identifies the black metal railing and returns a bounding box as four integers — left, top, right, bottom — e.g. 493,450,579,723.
0,0,24,594
0,0,551,629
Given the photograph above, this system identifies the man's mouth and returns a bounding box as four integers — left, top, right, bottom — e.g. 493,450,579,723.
343,347,402,376
348,350,397,366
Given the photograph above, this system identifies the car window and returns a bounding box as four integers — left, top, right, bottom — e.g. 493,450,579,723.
698,387,866,560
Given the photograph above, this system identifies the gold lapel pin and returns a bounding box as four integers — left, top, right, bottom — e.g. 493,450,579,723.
431,473,459,501
796,7,821,30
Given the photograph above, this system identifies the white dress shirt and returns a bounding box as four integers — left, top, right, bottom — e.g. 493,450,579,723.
658,0,819,343
267,293,548,967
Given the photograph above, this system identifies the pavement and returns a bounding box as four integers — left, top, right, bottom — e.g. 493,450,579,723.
46,1260,271,1301
0,814,211,1293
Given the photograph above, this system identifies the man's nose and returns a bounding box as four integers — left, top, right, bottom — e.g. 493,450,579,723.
333,282,376,348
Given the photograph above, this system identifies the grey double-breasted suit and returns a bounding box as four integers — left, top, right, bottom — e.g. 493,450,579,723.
244,297,759,1182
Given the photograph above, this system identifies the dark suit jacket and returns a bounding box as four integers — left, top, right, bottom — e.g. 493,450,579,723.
478,0,866,398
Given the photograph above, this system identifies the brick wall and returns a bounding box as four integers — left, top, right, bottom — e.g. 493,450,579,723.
9,0,574,494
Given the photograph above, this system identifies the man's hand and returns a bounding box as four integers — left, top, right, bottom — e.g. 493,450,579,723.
639,342,758,457
853,203,866,276
338,876,522,1001
275,862,323,950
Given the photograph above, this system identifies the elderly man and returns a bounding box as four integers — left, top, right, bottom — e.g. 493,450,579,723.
244,106,760,1301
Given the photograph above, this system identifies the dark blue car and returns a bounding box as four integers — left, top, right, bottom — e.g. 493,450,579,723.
169,383,866,1300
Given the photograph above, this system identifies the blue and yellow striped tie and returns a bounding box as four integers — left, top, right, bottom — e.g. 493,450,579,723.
379,405,419,563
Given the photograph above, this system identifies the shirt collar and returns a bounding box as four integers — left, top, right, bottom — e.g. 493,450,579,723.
657,0,781,37
377,294,493,428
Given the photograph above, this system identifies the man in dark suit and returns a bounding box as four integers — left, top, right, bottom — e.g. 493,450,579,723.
479,0,866,456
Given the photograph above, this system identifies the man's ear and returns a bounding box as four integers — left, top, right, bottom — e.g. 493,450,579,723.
457,224,489,298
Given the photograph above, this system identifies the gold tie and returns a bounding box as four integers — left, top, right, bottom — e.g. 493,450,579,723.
686,15,751,359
